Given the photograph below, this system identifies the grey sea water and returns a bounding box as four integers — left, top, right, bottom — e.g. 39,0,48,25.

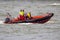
0,1,60,40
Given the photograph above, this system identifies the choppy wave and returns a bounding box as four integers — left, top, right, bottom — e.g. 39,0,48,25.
0,1,60,40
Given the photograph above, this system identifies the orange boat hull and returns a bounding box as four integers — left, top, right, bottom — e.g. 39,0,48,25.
4,13,54,24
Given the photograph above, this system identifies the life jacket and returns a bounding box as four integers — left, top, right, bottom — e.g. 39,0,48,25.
19,11,24,16
27,13,31,18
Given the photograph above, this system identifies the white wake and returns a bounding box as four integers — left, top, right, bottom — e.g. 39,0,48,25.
0,21,4,24
0,21,33,25
49,3,60,5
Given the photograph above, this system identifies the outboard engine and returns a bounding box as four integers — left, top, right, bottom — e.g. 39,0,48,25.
4,18,10,23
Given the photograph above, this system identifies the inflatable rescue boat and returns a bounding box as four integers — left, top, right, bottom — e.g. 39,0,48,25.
4,13,54,24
